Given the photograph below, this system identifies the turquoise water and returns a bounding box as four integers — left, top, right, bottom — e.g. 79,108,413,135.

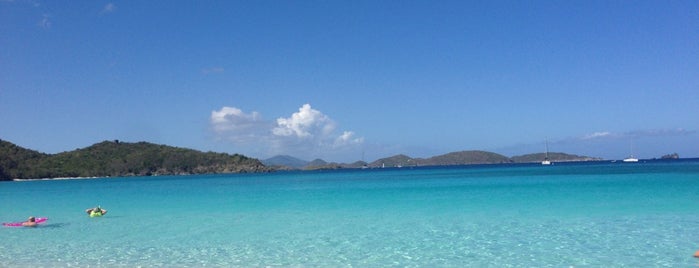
2,160,699,267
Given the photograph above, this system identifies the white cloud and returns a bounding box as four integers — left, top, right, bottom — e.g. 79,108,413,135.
581,131,612,140
102,3,116,13
210,107,268,143
272,104,335,138
334,131,363,147
210,103,363,160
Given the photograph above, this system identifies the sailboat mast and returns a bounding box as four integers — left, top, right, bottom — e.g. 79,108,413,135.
541,139,552,165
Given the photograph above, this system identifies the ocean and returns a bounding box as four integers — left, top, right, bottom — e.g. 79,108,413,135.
1,160,699,267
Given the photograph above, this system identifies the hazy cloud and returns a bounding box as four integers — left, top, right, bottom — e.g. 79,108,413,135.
581,131,613,140
497,128,696,160
5,0,48,27
202,67,225,74
38,14,50,29
335,131,364,147
102,3,116,13
625,128,694,138
5,0,41,7
211,103,364,159
579,128,693,141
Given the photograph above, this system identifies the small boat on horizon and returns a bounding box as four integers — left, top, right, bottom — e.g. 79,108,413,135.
623,157,639,162
623,139,639,162
541,140,551,165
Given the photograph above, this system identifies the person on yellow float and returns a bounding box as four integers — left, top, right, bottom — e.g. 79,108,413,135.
85,206,107,217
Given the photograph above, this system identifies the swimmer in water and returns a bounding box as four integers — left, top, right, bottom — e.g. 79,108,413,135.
21,216,37,227
86,206,107,217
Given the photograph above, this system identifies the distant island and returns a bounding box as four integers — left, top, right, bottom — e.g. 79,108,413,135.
660,153,679,159
264,151,601,170
0,139,270,181
2,138,607,180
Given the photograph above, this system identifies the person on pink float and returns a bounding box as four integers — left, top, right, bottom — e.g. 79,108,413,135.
21,216,37,227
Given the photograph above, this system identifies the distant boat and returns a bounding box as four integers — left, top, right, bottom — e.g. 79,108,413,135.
541,140,552,165
623,157,639,163
623,139,639,162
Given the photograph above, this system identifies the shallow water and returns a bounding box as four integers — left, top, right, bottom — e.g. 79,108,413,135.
2,160,699,267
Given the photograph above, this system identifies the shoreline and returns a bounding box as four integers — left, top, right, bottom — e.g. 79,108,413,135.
13,176,101,182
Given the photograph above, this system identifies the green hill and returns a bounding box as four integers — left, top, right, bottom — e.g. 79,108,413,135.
510,152,600,163
262,155,309,168
370,154,414,167
369,151,512,168
0,139,50,180
0,140,270,180
361,151,598,169
421,150,512,165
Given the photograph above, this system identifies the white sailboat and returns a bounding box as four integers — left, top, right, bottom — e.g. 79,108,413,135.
623,140,639,162
623,156,639,162
541,140,551,165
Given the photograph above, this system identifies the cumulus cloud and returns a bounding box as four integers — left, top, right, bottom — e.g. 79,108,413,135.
210,107,268,143
272,104,335,138
210,104,364,159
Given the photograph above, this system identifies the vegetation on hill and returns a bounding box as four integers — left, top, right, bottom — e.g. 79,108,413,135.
345,151,596,170
2,138,604,178
264,154,370,170
268,150,599,170
660,153,679,159
368,151,512,168
262,155,309,168
370,154,414,168
510,152,600,163
305,159,334,169
421,150,512,165
0,140,270,180
0,140,49,180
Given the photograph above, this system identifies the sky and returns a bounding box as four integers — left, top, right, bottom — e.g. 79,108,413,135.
1,0,698,163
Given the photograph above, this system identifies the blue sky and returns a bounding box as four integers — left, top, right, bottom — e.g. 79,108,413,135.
1,1,697,162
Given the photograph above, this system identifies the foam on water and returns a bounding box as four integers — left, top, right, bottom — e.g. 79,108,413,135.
2,160,699,267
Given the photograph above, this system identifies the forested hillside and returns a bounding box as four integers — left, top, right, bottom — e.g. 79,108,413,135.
0,139,270,180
